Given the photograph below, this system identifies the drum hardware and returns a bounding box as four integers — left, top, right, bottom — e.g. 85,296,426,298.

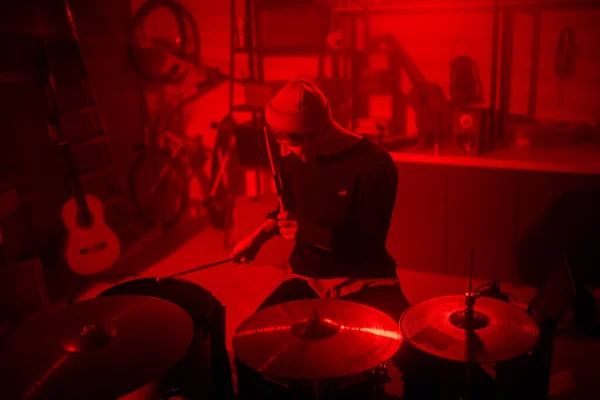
257,363,388,400
399,249,541,400
0,295,193,400
371,362,392,398
460,249,483,400
262,364,390,400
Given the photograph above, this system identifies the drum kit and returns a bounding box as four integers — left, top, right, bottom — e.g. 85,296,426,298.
1,259,542,400
232,294,541,400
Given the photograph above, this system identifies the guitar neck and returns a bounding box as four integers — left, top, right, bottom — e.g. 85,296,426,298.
41,41,94,226
59,142,92,223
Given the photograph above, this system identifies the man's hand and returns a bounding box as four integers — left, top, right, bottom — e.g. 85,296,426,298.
231,234,262,264
231,218,278,264
277,212,333,251
277,212,300,241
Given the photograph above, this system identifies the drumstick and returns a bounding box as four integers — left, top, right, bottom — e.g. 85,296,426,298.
155,257,234,281
264,128,286,211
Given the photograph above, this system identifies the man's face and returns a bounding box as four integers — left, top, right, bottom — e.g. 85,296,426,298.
266,126,318,162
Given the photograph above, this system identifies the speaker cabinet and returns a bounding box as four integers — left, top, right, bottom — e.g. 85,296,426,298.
452,107,489,154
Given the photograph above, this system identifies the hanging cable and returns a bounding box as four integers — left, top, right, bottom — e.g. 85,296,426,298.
128,0,201,84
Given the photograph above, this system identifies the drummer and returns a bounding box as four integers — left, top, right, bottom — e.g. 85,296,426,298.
231,78,456,399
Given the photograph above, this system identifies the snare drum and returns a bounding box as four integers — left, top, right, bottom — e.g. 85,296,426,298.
257,363,389,400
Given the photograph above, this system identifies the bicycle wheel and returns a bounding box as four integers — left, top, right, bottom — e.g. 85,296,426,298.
128,0,200,84
129,148,189,229
176,1,200,65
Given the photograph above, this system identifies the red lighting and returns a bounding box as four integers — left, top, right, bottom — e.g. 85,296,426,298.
235,325,292,337
23,355,70,399
339,325,402,341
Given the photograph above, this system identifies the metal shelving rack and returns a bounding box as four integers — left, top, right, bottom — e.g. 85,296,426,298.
333,0,600,151
229,0,331,125
228,0,332,202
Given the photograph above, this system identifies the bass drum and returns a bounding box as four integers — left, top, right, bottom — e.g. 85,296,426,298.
97,278,234,400
258,364,389,400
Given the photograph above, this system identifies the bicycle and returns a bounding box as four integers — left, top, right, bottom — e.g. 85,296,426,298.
127,0,244,230
129,114,238,230
128,0,200,85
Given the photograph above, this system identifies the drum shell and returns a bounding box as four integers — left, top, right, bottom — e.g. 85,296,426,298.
257,365,387,400
97,277,234,399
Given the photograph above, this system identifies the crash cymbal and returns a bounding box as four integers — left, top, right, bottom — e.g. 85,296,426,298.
232,299,402,381
400,295,541,364
0,295,194,400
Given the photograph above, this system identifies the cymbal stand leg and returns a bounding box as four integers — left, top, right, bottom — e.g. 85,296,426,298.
314,379,323,400
463,362,473,400
463,292,476,400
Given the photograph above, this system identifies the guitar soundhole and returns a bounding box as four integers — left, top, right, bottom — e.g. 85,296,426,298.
80,242,108,255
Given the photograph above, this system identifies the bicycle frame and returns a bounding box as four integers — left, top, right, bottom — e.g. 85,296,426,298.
129,0,242,230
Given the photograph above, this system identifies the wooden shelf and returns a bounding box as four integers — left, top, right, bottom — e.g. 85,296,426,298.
391,145,600,175
334,0,600,16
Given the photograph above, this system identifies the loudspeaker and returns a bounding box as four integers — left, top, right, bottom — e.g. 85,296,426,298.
452,107,489,154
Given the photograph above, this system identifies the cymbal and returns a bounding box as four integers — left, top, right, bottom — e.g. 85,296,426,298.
0,295,194,400
232,299,402,381
400,295,541,364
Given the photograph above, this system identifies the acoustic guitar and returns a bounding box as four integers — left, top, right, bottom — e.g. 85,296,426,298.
37,0,121,275
58,141,121,275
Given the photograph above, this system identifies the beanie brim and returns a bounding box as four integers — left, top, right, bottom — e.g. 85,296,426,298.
265,100,330,134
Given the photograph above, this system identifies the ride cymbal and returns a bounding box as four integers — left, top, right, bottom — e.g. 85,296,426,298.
400,295,541,364
232,299,402,380
0,295,193,400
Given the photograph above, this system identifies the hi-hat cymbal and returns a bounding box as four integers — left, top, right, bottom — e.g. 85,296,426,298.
232,299,402,381
400,295,541,364
0,295,194,400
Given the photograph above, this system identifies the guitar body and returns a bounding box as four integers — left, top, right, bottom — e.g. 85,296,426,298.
61,194,121,275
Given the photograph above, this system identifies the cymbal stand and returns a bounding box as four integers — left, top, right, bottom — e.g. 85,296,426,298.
463,248,477,400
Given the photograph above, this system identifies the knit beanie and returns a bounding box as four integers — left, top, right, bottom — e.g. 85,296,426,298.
265,78,332,134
